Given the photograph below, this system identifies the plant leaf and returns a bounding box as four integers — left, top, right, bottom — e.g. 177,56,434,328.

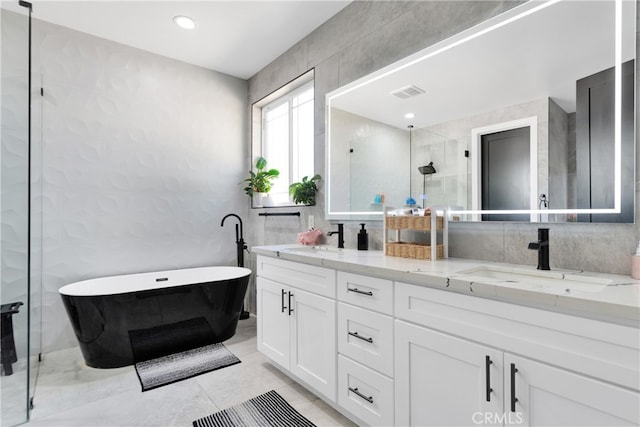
256,157,267,170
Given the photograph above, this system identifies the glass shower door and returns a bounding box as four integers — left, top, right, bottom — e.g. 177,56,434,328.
1,2,37,425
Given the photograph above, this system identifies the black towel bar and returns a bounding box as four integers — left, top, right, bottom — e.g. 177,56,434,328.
258,212,301,217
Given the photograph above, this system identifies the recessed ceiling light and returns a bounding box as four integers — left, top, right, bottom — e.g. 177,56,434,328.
173,15,196,30
404,113,415,119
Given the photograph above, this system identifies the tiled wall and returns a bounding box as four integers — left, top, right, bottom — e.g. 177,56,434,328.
31,19,248,353
330,108,410,211
246,0,640,314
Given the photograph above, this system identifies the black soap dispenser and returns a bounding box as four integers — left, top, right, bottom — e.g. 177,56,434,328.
357,223,369,251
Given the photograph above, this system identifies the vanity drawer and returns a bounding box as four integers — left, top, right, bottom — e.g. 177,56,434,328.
257,255,336,298
337,272,393,315
338,354,394,427
338,302,393,377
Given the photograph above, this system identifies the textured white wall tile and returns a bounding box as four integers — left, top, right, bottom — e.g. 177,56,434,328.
29,19,248,352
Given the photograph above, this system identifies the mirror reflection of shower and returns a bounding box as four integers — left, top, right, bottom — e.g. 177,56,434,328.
418,162,437,208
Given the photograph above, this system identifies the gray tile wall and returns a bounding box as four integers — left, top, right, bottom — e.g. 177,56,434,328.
246,0,639,313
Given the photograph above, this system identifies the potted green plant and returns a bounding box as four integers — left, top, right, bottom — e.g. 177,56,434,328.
243,156,279,206
289,174,321,206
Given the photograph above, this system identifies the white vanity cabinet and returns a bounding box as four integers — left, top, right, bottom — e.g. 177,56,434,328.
256,256,337,402
254,250,639,427
336,272,395,426
394,282,640,426
395,320,504,426
506,353,639,427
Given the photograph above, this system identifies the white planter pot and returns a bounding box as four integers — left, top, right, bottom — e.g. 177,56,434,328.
253,192,265,207
262,194,274,207
253,192,273,207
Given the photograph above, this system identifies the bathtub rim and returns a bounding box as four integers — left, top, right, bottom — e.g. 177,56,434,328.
59,266,252,297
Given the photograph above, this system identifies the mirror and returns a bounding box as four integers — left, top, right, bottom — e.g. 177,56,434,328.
327,0,636,222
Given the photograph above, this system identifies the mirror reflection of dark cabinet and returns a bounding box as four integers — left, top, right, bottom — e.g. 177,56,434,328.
576,60,634,223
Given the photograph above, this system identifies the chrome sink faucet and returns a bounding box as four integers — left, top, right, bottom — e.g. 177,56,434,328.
327,223,344,249
528,228,550,270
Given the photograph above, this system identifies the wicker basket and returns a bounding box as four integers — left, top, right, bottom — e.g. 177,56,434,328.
385,216,401,230
385,242,444,260
385,215,444,231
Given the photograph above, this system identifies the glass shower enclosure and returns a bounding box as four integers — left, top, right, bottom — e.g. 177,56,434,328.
1,2,41,425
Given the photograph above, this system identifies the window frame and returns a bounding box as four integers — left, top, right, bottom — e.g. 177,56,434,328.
250,69,315,208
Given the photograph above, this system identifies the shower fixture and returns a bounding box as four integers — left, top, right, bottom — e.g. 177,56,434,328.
418,162,437,208
418,162,436,175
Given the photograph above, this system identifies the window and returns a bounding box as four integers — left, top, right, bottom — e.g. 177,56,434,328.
252,70,314,207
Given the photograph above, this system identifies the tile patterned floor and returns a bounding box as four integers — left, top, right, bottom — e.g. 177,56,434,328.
27,316,356,427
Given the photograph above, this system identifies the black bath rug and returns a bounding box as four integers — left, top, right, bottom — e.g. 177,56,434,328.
134,342,241,392
193,390,316,427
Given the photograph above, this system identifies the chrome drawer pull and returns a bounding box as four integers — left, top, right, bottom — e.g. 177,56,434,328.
346,287,373,296
349,387,373,403
348,331,373,343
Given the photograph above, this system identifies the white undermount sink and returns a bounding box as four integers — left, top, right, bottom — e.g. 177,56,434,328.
455,266,613,293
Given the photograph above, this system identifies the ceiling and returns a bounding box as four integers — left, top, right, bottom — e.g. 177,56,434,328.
1,1,351,79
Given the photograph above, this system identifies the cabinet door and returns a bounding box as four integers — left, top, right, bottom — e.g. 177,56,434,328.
506,354,640,427
395,320,503,426
290,288,337,402
256,277,290,369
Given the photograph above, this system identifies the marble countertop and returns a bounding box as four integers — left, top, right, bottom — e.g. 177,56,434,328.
252,244,640,326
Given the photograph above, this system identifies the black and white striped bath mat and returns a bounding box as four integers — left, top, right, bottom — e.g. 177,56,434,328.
134,342,240,392
193,390,316,427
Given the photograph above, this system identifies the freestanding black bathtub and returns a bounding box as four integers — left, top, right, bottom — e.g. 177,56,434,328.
59,266,251,368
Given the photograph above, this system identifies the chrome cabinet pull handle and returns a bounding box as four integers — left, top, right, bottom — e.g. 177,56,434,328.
281,289,286,313
288,291,294,316
348,387,373,403
348,331,373,343
510,363,519,412
485,356,493,402
346,287,373,296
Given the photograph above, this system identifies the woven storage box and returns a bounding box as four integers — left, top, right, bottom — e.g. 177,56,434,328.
385,242,399,256
409,216,425,230
385,242,444,259
399,243,412,258
398,216,410,229
386,215,444,231
411,215,444,231
386,216,401,230
385,242,444,260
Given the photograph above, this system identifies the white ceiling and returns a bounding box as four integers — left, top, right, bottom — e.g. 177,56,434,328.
330,0,636,130
1,0,350,79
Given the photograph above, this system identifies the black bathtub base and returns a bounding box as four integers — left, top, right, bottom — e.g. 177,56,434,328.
62,277,249,368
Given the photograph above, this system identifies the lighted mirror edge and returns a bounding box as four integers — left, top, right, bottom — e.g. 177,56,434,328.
325,0,630,220
327,208,622,218
615,0,622,212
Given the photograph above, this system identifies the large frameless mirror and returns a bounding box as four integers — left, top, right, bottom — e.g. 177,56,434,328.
326,0,636,223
